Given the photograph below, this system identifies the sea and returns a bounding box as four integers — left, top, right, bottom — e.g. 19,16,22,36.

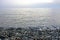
0,8,60,30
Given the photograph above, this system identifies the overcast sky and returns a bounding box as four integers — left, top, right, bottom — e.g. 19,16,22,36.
0,0,60,8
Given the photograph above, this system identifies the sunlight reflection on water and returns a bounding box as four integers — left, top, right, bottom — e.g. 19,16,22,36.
0,8,60,29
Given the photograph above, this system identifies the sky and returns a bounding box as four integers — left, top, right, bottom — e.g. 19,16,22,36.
0,0,60,8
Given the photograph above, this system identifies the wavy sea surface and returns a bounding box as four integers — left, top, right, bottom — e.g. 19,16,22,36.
0,8,60,29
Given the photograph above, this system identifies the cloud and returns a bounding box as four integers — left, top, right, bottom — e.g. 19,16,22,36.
0,0,60,8
53,0,60,3
1,0,53,5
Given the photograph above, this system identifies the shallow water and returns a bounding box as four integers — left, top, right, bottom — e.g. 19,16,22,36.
0,8,60,29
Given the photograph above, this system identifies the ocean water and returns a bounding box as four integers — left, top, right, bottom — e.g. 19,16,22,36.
0,8,60,29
